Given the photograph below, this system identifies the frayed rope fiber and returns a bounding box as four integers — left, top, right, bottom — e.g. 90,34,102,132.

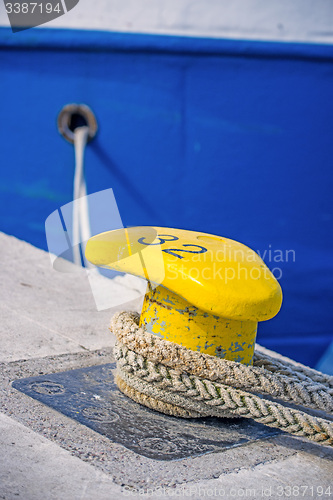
111,311,333,446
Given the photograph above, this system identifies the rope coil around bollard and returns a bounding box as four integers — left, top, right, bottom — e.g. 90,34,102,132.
111,311,333,447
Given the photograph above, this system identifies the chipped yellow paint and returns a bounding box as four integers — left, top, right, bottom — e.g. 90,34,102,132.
86,226,282,365
140,284,257,364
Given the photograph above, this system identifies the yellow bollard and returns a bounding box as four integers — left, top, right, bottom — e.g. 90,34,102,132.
85,226,282,365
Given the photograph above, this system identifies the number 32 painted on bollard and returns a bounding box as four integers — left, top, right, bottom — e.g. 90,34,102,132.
137,234,208,259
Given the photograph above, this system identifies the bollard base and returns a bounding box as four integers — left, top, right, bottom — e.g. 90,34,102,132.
13,362,279,461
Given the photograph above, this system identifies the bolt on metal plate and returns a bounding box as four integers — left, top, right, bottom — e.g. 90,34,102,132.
12,363,279,461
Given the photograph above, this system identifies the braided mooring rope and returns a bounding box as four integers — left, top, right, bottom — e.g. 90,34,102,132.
111,311,333,446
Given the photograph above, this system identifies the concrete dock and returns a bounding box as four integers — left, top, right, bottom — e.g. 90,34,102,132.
0,232,332,499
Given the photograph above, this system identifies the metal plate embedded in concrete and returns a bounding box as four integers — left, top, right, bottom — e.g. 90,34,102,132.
13,363,279,461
